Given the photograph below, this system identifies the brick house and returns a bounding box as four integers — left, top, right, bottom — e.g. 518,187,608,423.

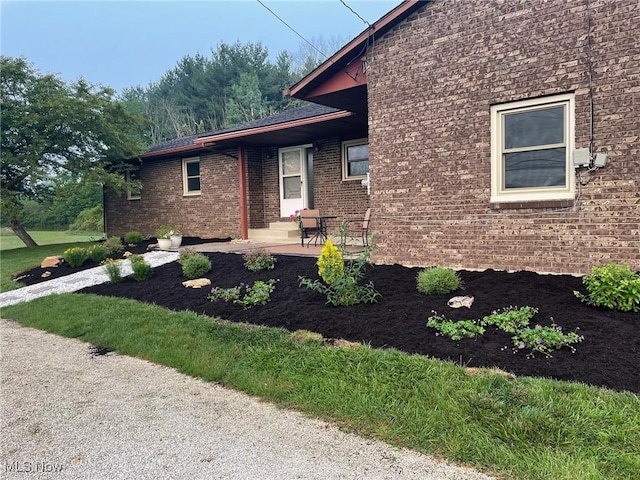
106,0,639,274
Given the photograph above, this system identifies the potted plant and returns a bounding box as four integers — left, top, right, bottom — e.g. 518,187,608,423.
169,228,182,248
155,224,175,250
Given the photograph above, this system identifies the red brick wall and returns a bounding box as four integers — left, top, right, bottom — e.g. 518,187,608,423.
105,151,242,239
258,138,370,224
366,0,639,274
105,141,370,238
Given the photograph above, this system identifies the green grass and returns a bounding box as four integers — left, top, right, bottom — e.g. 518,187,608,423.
0,228,103,251
3,294,639,480
0,239,102,292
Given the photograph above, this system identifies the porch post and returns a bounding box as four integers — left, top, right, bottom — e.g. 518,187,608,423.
238,145,249,240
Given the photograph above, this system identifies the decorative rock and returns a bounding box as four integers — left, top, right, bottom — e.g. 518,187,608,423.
122,251,133,258
182,278,211,288
447,295,474,308
40,256,62,268
41,271,52,278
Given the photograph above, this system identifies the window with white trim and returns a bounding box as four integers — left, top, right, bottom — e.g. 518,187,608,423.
490,93,575,203
182,157,201,195
342,138,369,180
126,167,141,200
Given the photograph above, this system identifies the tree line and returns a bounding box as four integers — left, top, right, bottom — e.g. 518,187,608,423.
1,37,343,246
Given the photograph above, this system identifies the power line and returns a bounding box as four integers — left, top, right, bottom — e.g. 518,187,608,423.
339,0,372,28
256,0,328,60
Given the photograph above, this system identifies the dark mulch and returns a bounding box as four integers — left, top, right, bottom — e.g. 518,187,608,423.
78,252,639,394
13,237,229,286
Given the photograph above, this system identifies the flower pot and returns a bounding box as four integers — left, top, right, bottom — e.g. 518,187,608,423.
170,235,183,248
157,238,172,250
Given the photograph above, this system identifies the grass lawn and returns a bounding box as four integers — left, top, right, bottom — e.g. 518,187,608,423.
0,228,103,251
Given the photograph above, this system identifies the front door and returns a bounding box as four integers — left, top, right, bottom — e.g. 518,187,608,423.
279,145,310,217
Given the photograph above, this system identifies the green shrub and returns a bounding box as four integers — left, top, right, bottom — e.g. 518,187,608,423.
426,315,485,340
574,263,640,312
87,244,109,263
209,279,277,308
178,248,199,266
69,205,104,232
104,236,124,254
129,254,152,281
63,247,89,268
181,253,212,279
243,251,277,272
416,267,462,295
124,231,144,245
102,258,123,283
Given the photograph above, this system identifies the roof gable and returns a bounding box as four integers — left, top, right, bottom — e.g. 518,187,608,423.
284,0,425,110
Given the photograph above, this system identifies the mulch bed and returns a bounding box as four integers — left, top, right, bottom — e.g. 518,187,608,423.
77,252,639,394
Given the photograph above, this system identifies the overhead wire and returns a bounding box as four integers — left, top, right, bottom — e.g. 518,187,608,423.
256,0,329,61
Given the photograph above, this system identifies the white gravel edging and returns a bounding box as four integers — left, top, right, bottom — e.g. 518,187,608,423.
0,320,499,480
0,251,179,308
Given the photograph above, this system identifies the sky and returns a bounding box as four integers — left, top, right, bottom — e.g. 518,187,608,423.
1,0,399,93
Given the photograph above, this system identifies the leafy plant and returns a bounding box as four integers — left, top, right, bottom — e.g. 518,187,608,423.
124,231,144,245
417,267,463,295
299,239,380,307
574,263,640,312
427,314,485,340
480,306,538,333
430,305,583,357
511,323,584,358
87,244,110,263
104,236,124,254
181,253,212,279
102,258,123,283
129,254,152,281
155,224,179,239
63,246,89,268
243,251,276,272
209,279,277,308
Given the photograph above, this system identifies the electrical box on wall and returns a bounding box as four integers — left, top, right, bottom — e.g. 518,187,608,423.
573,148,591,168
594,153,607,168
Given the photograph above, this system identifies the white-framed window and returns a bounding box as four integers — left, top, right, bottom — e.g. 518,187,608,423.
342,138,369,180
126,167,141,200
490,93,575,203
182,157,201,195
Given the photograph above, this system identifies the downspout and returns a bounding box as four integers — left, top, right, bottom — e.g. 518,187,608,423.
238,145,249,240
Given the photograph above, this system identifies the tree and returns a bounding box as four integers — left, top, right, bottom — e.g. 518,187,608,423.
1,56,147,247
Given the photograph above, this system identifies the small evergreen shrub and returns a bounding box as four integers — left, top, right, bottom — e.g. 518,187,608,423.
104,236,124,254
129,254,153,281
63,247,89,268
574,263,640,312
87,244,110,263
243,251,276,272
181,253,212,279
124,231,144,245
416,267,462,295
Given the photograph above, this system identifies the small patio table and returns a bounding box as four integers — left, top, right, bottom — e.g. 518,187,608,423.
305,215,337,247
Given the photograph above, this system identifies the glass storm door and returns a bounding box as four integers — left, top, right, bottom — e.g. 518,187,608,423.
279,146,308,217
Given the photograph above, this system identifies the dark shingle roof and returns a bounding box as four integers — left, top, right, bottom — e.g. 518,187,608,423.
147,103,341,153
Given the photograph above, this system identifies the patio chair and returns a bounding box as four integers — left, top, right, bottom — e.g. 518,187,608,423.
299,209,322,246
340,208,371,250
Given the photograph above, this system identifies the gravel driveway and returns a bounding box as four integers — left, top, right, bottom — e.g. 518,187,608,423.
0,320,498,479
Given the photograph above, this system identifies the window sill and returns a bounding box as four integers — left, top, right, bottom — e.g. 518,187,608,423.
127,197,141,201
490,199,574,210
183,192,201,197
